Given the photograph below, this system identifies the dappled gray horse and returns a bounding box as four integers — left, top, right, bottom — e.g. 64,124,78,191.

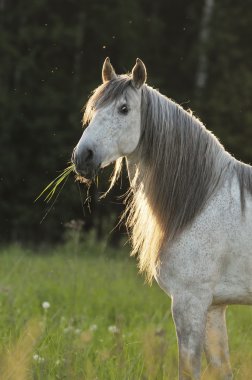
72,58,252,380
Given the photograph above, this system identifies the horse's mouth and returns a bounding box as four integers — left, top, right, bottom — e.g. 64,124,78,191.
74,164,100,182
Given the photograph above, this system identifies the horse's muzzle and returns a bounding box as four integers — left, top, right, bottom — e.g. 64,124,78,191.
72,146,100,179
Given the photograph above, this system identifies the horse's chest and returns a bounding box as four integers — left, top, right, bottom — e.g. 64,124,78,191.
157,236,252,304
156,184,252,305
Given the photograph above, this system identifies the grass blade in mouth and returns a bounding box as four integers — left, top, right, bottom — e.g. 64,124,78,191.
35,164,75,202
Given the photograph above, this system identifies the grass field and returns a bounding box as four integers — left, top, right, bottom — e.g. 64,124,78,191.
0,240,252,380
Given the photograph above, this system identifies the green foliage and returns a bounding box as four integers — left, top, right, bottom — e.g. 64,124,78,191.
0,246,252,379
195,0,252,163
0,0,251,243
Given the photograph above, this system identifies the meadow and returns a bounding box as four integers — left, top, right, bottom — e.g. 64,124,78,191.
0,237,252,380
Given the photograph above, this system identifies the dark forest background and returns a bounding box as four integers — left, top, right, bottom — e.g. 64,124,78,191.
0,0,251,245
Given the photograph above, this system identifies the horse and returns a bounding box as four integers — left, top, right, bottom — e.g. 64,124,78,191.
72,57,252,380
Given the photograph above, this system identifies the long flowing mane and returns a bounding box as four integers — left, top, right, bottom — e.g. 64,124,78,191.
83,76,252,282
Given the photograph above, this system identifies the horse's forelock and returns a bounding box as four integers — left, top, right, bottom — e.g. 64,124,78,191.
83,75,133,125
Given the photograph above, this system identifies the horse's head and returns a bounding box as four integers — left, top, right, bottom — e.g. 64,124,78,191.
72,58,147,179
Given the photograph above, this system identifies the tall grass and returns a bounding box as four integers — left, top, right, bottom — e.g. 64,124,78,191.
0,243,252,379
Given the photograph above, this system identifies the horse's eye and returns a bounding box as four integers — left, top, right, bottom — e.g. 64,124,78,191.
119,104,128,115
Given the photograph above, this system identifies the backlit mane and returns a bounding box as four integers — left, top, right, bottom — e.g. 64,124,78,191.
83,76,252,282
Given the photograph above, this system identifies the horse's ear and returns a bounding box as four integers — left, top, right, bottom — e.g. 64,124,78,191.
102,57,116,83
132,58,147,89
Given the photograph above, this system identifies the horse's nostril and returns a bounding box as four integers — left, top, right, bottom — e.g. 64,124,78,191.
73,146,94,175
86,148,93,162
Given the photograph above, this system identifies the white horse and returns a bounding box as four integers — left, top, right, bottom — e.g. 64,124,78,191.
72,58,252,380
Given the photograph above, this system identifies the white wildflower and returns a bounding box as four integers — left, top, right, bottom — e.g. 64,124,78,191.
33,354,45,363
63,326,74,333
42,301,50,310
89,324,98,332
75,328,81,335
108,325,120,334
